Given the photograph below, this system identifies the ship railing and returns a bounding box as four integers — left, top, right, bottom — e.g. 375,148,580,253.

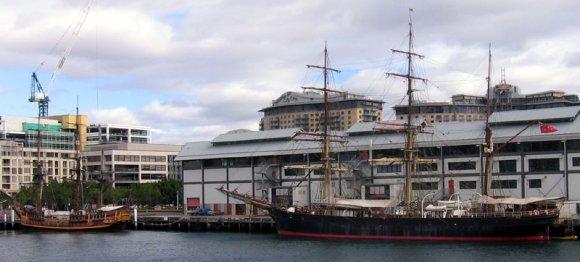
465,209,558,218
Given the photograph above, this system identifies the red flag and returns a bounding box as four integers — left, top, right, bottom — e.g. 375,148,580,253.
540,122,558,133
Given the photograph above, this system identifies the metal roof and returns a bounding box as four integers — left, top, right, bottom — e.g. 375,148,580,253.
211,128,300,144
177,106,580,161
490,106,580,124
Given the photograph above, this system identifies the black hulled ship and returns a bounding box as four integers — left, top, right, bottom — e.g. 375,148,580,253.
219,12,560,241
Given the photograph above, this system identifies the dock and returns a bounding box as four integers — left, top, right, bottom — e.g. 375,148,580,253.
1,209,578,239
128,211,275,233
0,209,276,233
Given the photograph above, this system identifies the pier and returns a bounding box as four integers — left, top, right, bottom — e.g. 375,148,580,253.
0,209,276,233
128,211,276,233
1,209,579,239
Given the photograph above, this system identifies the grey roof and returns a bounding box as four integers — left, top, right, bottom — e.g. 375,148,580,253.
490,106,580,124
211,128,300,144
177,106,580,161
260,91,382,111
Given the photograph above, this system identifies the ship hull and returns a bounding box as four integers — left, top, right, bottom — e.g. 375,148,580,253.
15,207,132,232
19,220,128,231
271,209,557,241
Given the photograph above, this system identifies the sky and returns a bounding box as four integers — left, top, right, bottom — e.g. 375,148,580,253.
1,0,580,145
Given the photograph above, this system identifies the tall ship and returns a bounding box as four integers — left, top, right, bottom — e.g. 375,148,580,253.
1,108,131,231
219,14,560,241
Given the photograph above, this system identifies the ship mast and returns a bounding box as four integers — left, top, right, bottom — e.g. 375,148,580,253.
302,42,341,202
34,105,44,215
74,102,82,212
387,10,426,210
483,44,493,196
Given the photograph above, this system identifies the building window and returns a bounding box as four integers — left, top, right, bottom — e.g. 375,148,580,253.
498,160,517,172
412,182,438,190
417,163,438,172
114,155,139,162
284,168,305,176
491,180,517,189
448,161,476,170
572,157,580,167
377,164,401,173
529,158,560,172
529,179,542,189
365,185,390,200
141,156,167,162
86,156,101,162
459,181,477,189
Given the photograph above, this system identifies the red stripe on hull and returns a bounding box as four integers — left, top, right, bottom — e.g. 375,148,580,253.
277,230,549,241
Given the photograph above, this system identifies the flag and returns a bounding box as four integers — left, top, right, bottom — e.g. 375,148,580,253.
540,122,558,133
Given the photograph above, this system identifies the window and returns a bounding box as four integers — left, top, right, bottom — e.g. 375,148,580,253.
377,164,401,173
141,156,166,162
365,185,390,200
284,168,305,176
183,160,201,170
572,157,580,167
417,163,438,172
529,158,560,172
448,161,476,171
412,182,438,190
443,145,479,156
523,141,562,152
529,179,542,189
141,165,166,171
86,156,101,162
459,181,477,189
491,180,517,189
114,155,139,162
499,160,517,172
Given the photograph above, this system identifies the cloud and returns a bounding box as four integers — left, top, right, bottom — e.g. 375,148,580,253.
88,107,141,126
2,0,580,145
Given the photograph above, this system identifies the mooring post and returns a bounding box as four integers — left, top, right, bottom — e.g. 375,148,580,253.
133,208,138,229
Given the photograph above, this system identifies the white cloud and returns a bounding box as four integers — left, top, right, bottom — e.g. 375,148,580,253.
88,107,141,126
2,0,580,145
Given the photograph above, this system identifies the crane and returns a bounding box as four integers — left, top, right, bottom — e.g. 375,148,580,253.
30,0,93,117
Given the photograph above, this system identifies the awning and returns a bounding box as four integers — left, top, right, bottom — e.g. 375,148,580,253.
479,195,563,205
331,198,400,208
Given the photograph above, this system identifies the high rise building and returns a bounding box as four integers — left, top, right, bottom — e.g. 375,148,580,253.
394,82,580,123
259,91,383,132
0,116,79,192
87,123,151,145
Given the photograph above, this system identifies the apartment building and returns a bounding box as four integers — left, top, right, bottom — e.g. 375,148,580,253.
83,143,182,188
86,123,151,145
259,91,383,132
394,82,579,123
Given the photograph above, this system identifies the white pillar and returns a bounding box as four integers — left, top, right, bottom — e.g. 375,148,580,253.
133,208,138,229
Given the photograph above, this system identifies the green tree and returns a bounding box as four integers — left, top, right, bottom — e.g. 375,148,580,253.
128,183,162,207
157,178,181,205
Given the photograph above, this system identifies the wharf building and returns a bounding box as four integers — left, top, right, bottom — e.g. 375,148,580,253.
394,81,579,123
259,91,383,132
177,106,580,215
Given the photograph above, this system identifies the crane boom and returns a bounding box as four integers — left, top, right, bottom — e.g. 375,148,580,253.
30,0,93,117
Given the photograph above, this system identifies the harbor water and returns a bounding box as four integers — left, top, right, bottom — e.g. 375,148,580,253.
1,230,579,262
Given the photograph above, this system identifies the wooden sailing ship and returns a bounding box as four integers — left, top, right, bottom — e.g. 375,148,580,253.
219,12,560,241
1,109,131,231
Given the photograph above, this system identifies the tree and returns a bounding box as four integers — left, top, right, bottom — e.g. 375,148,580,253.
157,178,181,205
